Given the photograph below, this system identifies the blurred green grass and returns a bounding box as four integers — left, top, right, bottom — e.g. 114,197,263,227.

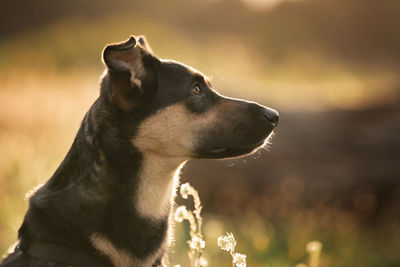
1,12,398,111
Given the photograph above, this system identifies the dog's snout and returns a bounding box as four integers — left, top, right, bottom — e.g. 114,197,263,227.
263,108,279,125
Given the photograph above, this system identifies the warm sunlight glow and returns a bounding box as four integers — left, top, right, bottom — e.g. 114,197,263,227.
241,0,306,11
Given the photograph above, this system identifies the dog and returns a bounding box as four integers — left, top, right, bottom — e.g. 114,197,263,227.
0,35,278,267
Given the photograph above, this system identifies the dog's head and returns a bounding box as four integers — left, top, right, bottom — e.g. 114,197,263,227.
100,36,278,159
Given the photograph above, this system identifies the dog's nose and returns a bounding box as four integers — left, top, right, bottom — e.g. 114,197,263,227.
263,108,279,125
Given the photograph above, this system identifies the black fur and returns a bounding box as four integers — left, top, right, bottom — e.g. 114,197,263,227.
1,36,278,267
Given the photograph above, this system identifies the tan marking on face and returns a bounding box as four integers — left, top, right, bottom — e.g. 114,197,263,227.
90,234,133,267
133,103,220,157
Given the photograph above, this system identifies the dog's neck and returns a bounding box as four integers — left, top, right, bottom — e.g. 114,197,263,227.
135,152,186,219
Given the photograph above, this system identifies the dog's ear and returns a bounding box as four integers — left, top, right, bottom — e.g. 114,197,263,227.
103,36,149,89
102,36,158,110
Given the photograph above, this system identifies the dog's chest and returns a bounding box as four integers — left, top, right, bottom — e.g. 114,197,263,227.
90,234,166,267
90,155,185,266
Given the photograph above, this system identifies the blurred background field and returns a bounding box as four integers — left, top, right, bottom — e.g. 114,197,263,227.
0,0,399,266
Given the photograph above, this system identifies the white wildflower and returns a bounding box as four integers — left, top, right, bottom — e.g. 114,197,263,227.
217,233,236,252
174,206,188,223
189,235,205,250
233,253,247,267
180,183,192,199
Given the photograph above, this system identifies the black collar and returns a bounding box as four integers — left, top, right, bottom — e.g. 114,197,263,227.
26,240,113,267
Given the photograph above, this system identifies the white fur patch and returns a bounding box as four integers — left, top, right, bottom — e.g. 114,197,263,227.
90,233,167,267
90,234,133,267
135,153,186,219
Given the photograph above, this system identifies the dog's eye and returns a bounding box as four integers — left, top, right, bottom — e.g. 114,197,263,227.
192,85,201,95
